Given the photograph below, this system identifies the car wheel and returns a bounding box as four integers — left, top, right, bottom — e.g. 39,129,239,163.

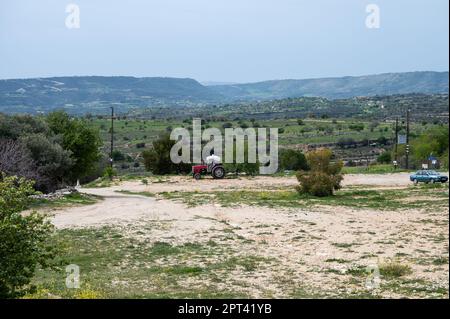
193,173,201,180
431,179,436,184
413,179,418,185
212,166,225,179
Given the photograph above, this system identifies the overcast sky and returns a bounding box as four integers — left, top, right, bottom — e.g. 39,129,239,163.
0,0,448,82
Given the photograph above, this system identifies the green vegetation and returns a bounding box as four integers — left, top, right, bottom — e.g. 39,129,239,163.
410,126,448,169
0,111,103,192
82,114,447,177
379,262,412,278
28,226,272,298
279,149,308,171
342,164,407,174
0,175,57,298
142,134,190,175
296,149,343,197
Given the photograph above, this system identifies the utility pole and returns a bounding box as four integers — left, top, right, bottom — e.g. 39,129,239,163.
405,109,410,170
394,117,398,162
110,106,114,168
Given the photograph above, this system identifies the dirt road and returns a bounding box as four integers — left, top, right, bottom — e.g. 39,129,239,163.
51,173,422,228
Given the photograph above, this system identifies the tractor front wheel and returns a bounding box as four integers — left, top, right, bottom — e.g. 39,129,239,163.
212,166,225,179
193,173,201,180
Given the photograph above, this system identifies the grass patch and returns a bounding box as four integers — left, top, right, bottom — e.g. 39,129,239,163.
29,226,271,298
159,184,448,211
379,262,412,278
342,164,408,174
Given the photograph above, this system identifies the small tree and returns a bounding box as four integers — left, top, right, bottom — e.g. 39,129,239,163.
142,134,190,175
0,175,57,298
296,149,343,197
279,149,308,171
46,111,102,182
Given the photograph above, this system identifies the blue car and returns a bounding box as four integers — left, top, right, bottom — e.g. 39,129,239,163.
410,170,448,184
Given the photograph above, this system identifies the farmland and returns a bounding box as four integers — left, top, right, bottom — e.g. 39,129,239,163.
87,116,445,173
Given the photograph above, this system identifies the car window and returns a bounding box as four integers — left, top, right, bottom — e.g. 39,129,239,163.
428,171,438,175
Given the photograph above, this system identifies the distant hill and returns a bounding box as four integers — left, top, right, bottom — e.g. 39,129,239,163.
210,71,449,100
0,72,448,114
0,76,221,114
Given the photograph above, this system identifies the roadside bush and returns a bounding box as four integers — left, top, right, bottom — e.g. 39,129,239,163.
103,166,117,180
296,148,343,197
377,151,392,164
0,175,57,298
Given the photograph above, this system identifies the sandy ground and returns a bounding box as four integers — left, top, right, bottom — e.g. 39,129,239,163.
46,173,449,298
51,173,429,228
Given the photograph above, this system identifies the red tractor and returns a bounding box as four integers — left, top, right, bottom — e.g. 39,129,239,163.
192,162,225,180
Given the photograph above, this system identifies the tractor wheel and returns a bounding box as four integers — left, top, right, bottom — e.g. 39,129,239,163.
212,166,225,179
193,173,201,180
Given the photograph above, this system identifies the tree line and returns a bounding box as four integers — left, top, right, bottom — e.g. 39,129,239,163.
0,111,103,192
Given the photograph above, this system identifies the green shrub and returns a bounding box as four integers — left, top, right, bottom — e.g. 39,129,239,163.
279,149,308,171
102,167,117,180
377,151,392,164
111,150,125,161
379,262,412,278
142,134,190,175
296,148,343,197
0,175,57,298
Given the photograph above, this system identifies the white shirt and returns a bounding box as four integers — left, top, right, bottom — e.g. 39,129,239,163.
206,154,221,164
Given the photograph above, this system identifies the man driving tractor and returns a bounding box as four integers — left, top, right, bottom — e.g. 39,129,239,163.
192,152,225,180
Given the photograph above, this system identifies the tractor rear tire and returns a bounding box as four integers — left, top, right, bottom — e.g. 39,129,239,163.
212,166,225,179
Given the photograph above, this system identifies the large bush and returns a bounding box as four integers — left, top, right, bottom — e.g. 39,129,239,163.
0,175,57,298
20,134,73,192
296,149,343,197
142,134,191,175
